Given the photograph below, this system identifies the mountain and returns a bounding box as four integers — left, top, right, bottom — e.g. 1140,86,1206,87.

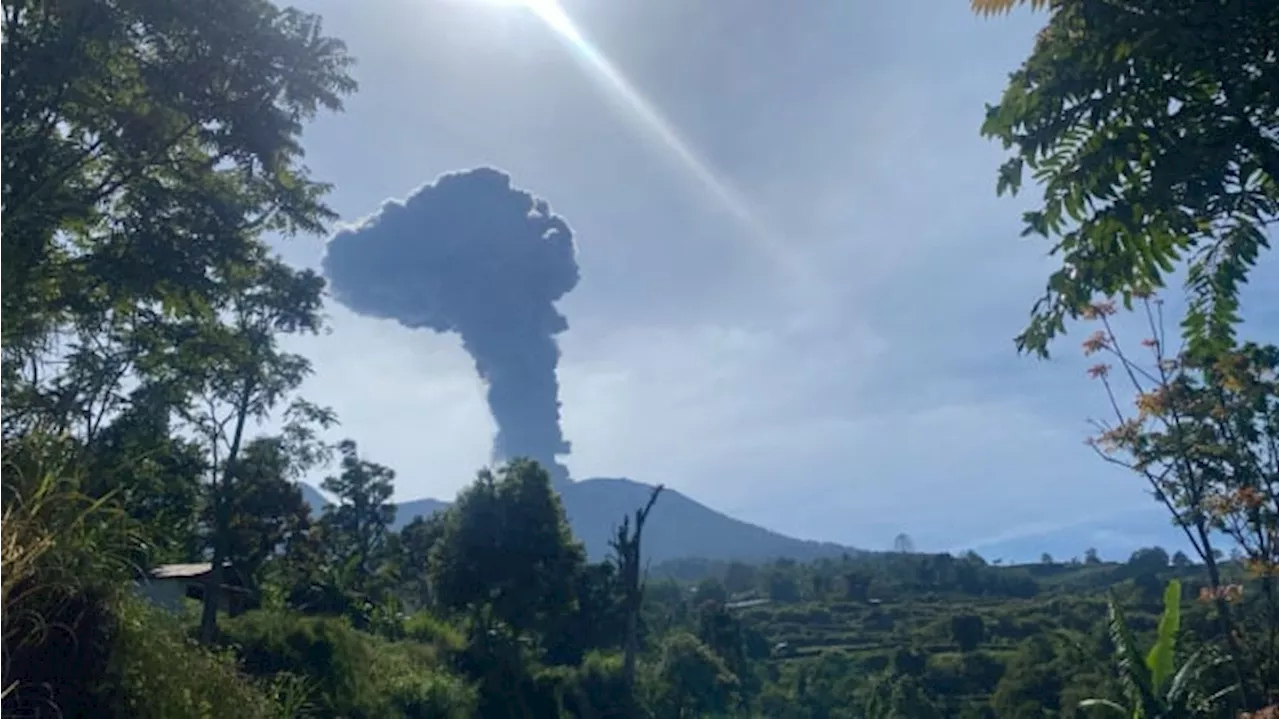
298,483,331,514
299,483,451,526
299,477,859,564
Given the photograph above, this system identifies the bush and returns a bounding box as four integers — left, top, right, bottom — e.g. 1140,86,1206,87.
1,440,223,718
403,610,467,655
550,651,634,718
4,583,281,719
219,609,474,719
106,597,280,719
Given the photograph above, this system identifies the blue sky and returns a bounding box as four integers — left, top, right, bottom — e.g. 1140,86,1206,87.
269,0,1279,563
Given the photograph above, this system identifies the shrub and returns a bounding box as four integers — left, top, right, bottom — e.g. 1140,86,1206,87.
219,609,475,719
403,610,467,655
555,651,634,718
105,597,280,719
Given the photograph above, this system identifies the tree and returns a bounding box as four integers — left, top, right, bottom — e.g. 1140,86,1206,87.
992,636,1065,717
723,561,757,595
81,395,206,564
610,483,664,699
1040,552,1054,565
892,646,928,677
978,0,1277,359
1128,547,1171,574
767,572,801,603
1,1,356,458
390,514,447,610
319,439,397,596
215,436,316,597
884,675,943,719
651,632,739,719
951,614,986,653
693,578,728,605
843,570,871,602
185,252,331,643
1171,551,1193,568
1082,302,1276,703
1085,547,1102,564
696,601,757,706
2,0,356,648
542,561,626,666
893,532,915,553
429,459,586,639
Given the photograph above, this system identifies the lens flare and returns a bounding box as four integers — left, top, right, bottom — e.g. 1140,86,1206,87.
519,1,808,284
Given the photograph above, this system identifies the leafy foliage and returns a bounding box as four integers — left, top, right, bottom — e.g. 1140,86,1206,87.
318,439,398,603
970,0,1051,17
428,459,586,639
980,0,1278,358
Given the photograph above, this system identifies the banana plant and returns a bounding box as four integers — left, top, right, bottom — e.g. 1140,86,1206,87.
1078,580,1236,719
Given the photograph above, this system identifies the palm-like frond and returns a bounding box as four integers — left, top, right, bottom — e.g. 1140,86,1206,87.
1146,580,1182,691
1106,594,1163,717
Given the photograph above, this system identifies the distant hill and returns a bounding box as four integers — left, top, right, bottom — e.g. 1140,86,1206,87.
299,477,859,564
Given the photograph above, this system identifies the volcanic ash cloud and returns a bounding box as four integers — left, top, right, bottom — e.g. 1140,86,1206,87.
322,167,579,487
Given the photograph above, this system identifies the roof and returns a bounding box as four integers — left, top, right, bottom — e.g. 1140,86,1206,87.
150,563,213,580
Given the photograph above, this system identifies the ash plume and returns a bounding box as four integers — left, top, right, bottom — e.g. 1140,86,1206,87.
322,167,579,487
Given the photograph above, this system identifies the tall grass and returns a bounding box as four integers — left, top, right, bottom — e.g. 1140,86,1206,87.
2,432,300,717
1,432,132,708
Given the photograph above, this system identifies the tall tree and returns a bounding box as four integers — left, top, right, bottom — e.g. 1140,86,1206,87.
319,439,397,599
2,0,356,443
893,532,915,554
1,1,356,647
185,252,331,642
977,0,1277,358
611,484,664,699
429,459,586,640
210,435,316,597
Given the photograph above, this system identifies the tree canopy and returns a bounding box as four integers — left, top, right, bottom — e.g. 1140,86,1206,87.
979,0,1278,358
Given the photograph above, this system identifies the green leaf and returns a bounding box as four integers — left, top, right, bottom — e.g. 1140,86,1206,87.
1145,579,1181,692
1105,593,1161,717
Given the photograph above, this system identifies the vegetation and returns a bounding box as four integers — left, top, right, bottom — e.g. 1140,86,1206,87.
979,0,1277,358
1,0,1274,717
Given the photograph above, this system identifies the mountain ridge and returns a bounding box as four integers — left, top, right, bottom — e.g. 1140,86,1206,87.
299,477,860,564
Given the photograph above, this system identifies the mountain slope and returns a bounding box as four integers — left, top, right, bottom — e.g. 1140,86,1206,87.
300,477,858,564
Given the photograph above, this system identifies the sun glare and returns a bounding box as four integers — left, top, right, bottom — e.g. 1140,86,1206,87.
475,0,807,286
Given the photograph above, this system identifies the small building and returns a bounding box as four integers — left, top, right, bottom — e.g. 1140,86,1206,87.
137,563,250,615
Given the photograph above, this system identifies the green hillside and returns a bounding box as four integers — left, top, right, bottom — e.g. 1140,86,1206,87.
637,551,1256,717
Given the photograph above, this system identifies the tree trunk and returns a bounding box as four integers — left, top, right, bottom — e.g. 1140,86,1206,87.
1198,522,1258,709
618,485,663,706
199,382,254,644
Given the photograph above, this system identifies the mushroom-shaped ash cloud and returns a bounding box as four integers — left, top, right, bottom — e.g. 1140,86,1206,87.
323,167,579,486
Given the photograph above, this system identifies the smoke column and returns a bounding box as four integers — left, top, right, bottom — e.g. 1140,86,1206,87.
322,168,579,487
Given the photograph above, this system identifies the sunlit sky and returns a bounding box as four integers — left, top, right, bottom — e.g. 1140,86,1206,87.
268,0,1279,562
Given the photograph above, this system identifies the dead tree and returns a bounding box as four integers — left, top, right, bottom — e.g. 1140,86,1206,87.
609,484,664,701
